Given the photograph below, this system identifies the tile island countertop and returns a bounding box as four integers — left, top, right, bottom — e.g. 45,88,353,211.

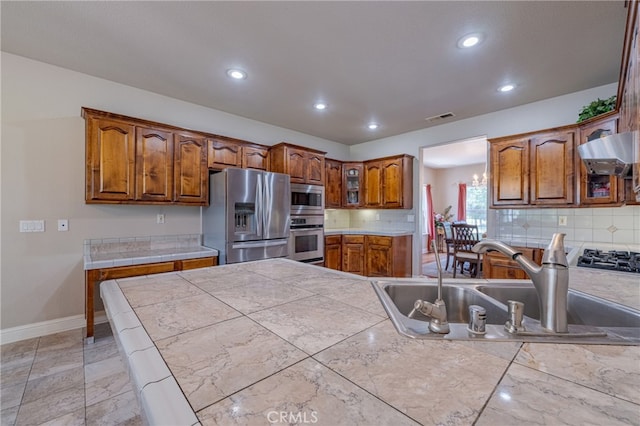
100,259,639,425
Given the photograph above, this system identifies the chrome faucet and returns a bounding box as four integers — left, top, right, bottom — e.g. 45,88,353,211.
472,233,569,333
408,241,450,334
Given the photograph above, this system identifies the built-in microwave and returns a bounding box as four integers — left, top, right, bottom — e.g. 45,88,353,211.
290,183,324,215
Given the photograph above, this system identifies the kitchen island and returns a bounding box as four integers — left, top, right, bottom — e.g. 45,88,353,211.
101,259,639,425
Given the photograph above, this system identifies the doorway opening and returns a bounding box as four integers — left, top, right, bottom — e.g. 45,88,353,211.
419,135,488,278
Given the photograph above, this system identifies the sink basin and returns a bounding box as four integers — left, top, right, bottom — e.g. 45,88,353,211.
475,284,640,328
384,284,508,325
372,280,640,345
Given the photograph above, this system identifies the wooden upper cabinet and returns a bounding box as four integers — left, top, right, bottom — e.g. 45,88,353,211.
135,126,174,202
207,137,242,170
363,161,383,207
325,159,343,208
490,130,575,207
577,114,621,205
343,163,363,208
529,130,575,205
208,138,270,171
364,155,413,209
242,145,269,170
490,137,530,206
269,143,326,185
83,108,209,205
86,116,136,202
174,132,208,204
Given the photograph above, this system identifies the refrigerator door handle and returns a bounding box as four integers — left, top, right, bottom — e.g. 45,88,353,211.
255,173,263,237
231,240,288,249
264,175,271,235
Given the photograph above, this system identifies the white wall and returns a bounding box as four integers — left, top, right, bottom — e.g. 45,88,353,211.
0,53,348,332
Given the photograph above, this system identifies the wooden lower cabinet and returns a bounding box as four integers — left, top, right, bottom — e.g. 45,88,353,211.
324,235,343,271
325,234,412,277
482,247,542,279
85,256,217,341
342,235,366,275
365,235,412,277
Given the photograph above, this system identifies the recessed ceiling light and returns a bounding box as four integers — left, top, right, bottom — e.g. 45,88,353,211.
457,33,482,49
314,102,327,110
226,69,247,80
498,84,516,92
367,123,379,130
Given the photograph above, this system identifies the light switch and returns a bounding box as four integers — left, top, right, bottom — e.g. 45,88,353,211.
157,214,165,224
19,220,45,232
558,216,567,226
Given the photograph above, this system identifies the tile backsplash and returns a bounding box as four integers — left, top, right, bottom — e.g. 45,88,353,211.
325,209,415,232
490,205,640,247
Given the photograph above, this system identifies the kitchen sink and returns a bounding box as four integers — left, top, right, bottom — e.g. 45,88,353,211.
372,280,640,345
384,284,508,325
475,283,640,328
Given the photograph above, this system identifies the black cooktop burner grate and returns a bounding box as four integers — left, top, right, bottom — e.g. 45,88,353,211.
577,249,640,274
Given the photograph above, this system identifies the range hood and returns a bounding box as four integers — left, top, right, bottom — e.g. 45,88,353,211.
577,131,639,177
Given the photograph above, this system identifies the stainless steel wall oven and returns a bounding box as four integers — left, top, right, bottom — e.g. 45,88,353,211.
289,215,324,264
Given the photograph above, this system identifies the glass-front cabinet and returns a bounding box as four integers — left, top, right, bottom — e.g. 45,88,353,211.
578,113,621,205
343,163,363,208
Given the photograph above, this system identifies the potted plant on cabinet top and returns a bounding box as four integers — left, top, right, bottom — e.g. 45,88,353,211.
577,95,616,123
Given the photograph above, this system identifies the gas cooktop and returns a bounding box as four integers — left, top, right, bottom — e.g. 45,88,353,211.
576,249,640,274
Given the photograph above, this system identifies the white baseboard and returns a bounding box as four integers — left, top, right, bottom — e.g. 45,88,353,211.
0,315,87,345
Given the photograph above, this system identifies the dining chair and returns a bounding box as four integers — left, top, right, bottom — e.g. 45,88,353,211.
451,223,483,277
442,222,455,270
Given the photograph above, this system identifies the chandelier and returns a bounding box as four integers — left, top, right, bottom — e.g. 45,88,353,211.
472,172,487,187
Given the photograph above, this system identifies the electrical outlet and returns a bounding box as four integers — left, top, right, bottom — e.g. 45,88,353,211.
375,214,380,221
157,214,165,224
558,216,567,226
57,219,69,231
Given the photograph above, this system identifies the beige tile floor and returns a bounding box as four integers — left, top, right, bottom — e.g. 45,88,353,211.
1,323,142,425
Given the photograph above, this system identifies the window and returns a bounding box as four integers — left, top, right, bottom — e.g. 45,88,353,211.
466,185,487,234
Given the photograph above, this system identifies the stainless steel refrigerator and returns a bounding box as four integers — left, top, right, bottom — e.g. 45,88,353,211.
203,168,291,264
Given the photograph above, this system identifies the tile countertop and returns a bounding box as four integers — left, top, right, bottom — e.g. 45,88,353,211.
100,259,639,425
325,228,414,236
83,234,218,270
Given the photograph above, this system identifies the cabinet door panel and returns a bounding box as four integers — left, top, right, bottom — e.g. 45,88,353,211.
136,127,173,201
325,159,342,208
174,133,208,204
208,138,242,170
365,236,393,277
287,149,307,183
342,235,365,274
491,139,529,206
87,118,136,201
382,159,402,207
343,163,363,208
307,153,325,185
364,162,382,207
530,132,575,205
242,146,270,170
324,235,342,271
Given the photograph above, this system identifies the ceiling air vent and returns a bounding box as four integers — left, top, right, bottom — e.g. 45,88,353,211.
424,112,455,123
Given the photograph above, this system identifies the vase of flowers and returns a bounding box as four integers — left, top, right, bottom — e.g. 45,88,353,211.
434,205,454,227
